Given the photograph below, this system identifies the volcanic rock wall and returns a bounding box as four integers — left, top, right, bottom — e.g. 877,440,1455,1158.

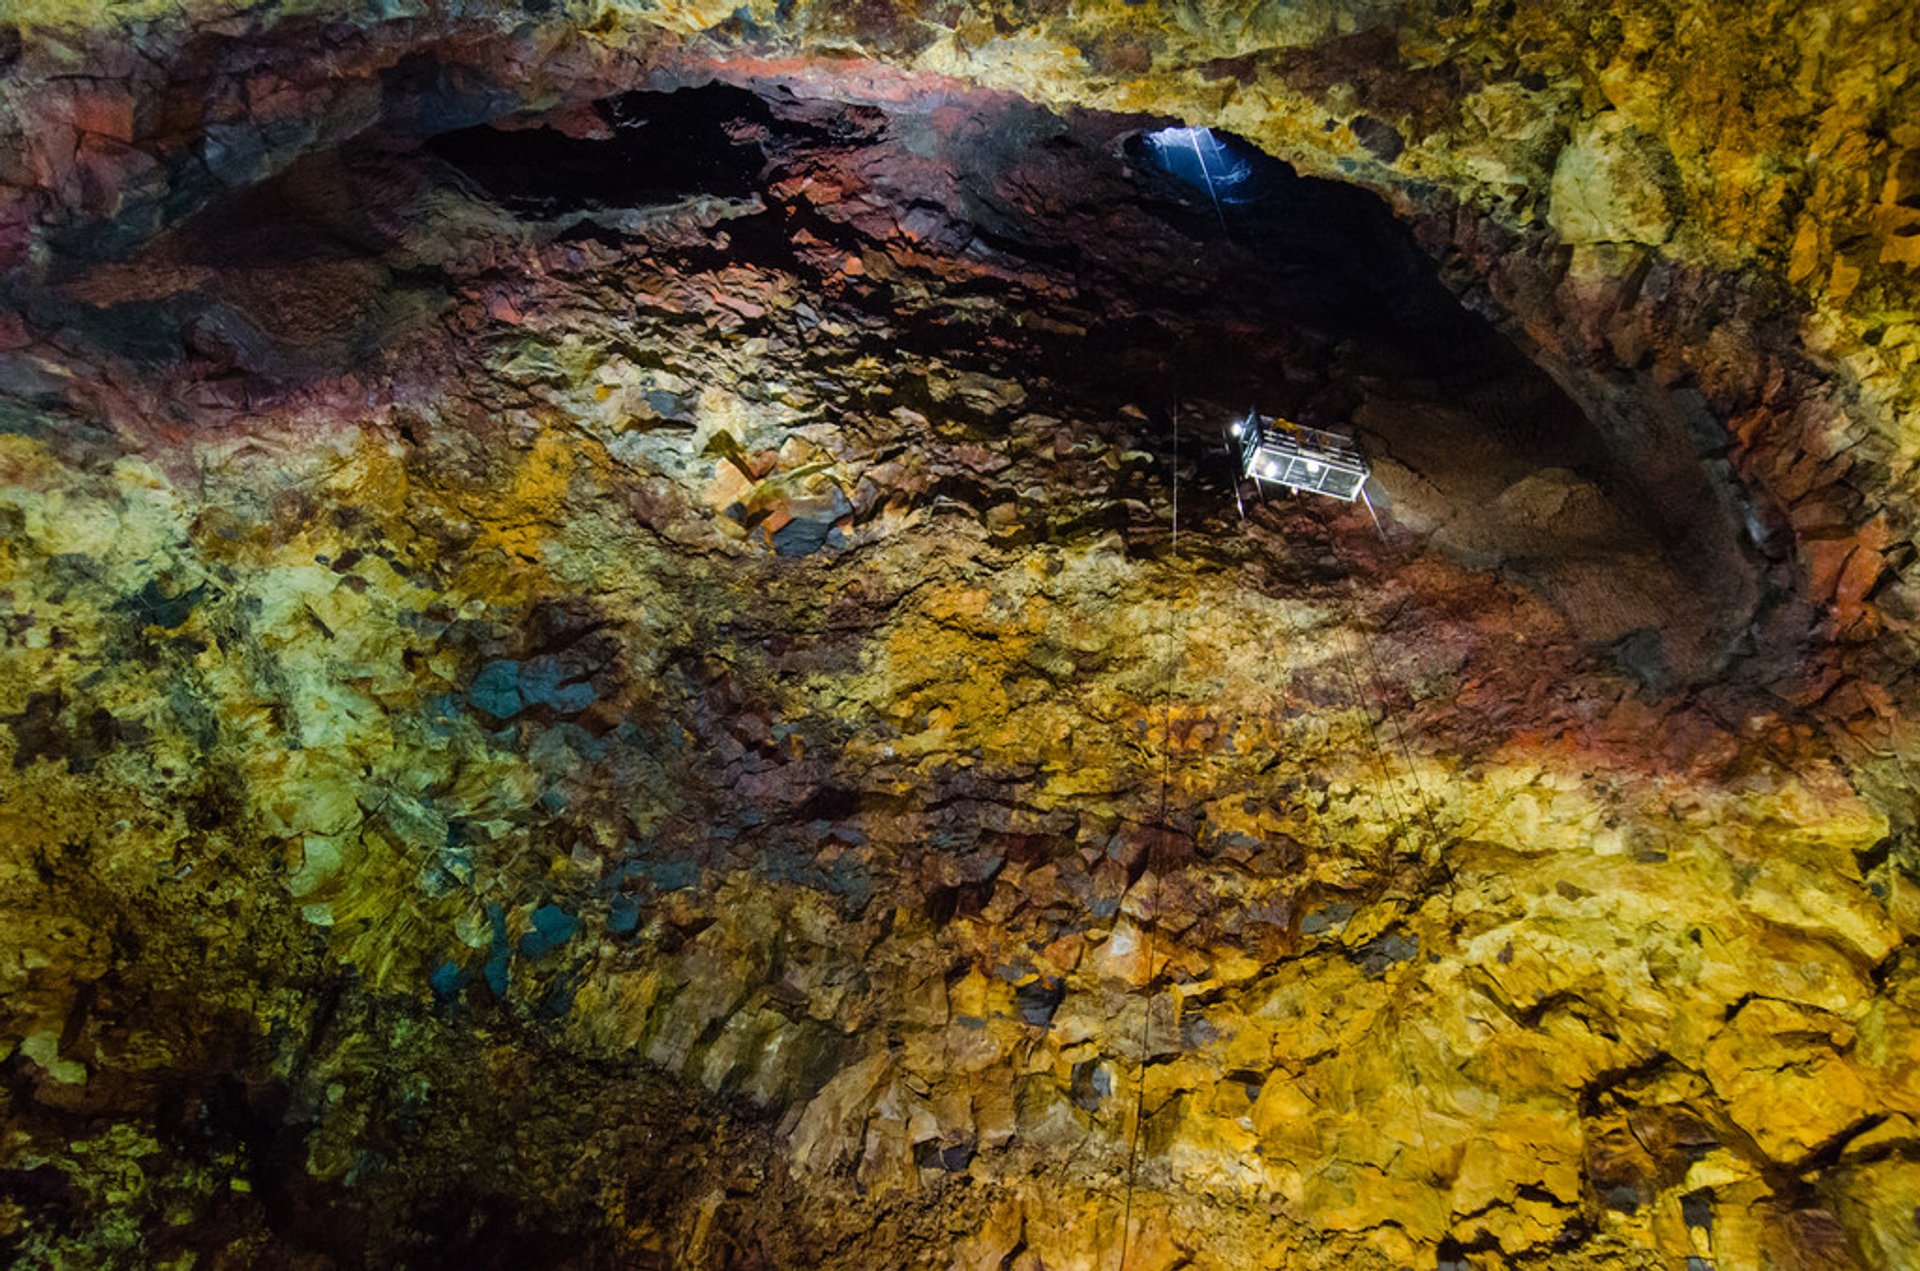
1,4,1918,1270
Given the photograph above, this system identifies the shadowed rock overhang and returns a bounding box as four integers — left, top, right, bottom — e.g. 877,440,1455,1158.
1,5,1918,1270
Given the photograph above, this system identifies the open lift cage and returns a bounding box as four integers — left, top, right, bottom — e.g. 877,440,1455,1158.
1232,413,1370,502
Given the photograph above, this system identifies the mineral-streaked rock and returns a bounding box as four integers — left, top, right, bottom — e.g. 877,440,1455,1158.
1548,113,1680,246
0,2,1916,1269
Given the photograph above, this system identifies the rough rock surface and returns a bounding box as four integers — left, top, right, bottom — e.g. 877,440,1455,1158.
1,4,1918,1270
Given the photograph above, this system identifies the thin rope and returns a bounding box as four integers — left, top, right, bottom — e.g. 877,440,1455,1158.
1120,400,1181,1271
1244,466,1454,1209
1334,576,1458,1191
1119,922,1155,1271
1329,528,1460,925
1360,486,1385,538
1260,509,1434,1191
1315,578,1450,1195
1346,580,1449,883
1330,617,1413,882
1186,128,1231,234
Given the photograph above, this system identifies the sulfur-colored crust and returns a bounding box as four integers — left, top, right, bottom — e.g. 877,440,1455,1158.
0,5,1917,1268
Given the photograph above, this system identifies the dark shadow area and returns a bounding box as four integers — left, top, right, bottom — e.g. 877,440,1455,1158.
427,84,774,216
18,74,1761,680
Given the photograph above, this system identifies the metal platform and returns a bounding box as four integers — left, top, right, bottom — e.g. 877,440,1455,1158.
1230,412,1369,502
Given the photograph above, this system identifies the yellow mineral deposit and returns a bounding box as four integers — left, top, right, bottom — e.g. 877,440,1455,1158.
0,2,1916,1268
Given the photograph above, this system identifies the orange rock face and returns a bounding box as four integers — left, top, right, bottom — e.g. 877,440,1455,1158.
0,3,1918,1269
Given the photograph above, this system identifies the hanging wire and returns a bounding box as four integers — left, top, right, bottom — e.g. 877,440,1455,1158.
1226,403,1461,1240
1345,580,1450,887
1327,523,1459,919
1319,573,1454,1199
1256,514,1444,1190
1330,617,1415,885
1222,479,1477,1223
1120,400,1182,1271
1185,128,1232,235
1360,485,1386,538
1119,876,1157,1271
1336,571,1461,1193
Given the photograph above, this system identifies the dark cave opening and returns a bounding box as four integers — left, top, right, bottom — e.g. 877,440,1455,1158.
405,81,1759,681
0,69,1768,699
419,82,1616,484
425,83,776,215
33,72,1762,684
3,24,1892,1269
34,73,1622,512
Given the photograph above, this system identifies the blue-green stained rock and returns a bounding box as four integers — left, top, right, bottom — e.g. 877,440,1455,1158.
124,579,206,630
520,655,597,713
607,895,641,934
519,904,579,959
646,859,699,891
430,960,466,997
482,904,512,996
770,487,852,557
468,659,523,719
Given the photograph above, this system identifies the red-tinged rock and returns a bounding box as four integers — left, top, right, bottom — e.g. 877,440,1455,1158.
1828,680,1898,734
1660,709,1742,774
1835,518,1893,625
713,289,766,318
28,123,79,195
65,86,140,144
67,140,159,223
1804,535,1856,606
486,291,527,324
244,75,312,121
0,8,1916,1268
501,99,613,140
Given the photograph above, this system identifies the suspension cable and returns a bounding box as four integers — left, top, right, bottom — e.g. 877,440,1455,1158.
1119,861,1157,1271
1345,579,1449,884
1257,499,1441,1183
1335,567,1457,1192
1186,128,1230,234
1240,469,1458,1207
1329,611,1415,884
1120,399,1182,1271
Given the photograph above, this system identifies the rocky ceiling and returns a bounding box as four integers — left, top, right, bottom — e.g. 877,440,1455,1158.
2,3,1919,1270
